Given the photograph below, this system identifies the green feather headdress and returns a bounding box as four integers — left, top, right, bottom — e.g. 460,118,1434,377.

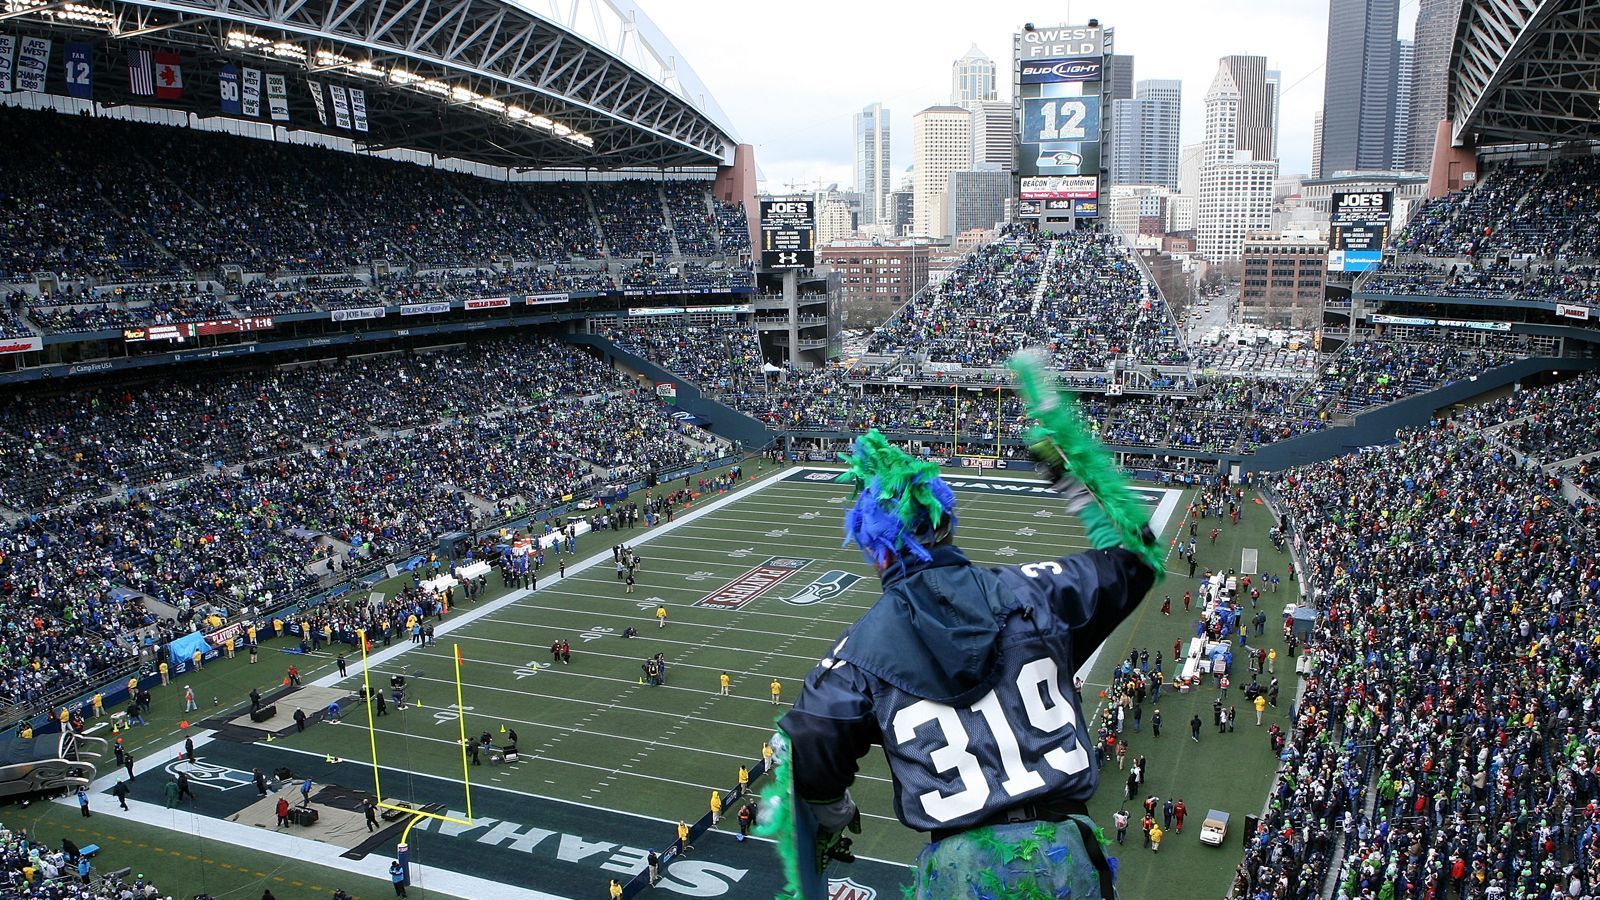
836,430,958,566
1009,352,1164,577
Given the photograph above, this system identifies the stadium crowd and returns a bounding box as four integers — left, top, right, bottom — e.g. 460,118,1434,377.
1372,154,1600,305
1243,375,1600,900
0,820,171,899
0,108,748,291
865,228,1187,370
0,338,726,709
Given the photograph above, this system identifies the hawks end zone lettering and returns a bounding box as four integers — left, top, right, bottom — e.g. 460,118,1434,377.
695,557,813,610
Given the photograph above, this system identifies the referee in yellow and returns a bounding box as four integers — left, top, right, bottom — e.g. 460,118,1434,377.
719,672,731,696
656,605,668,628
769,678,782,704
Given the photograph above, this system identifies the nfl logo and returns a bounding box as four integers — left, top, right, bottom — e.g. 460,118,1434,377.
828,878,877,900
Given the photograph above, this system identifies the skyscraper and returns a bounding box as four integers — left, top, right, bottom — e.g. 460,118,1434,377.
1198,58,1278,261
1266,69,1281,161
1407,0,1463,172
1393,39,1414,170
1319,0,1402,173
951,45,997,109
970,100,1014,169
1105,54,1136,103
913,105,973,238
855,103,891,226
1312,110,1325,177
1111,79,1182,189
1215,55,1276,163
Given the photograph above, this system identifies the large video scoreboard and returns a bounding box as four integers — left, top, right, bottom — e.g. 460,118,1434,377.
1014,23,1106,220
759,199,816,269
1327,190,1393,273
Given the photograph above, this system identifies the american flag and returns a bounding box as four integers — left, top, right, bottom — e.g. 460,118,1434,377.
127,48,153,96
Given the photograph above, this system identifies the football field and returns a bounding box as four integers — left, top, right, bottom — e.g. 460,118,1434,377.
72,464,1308,900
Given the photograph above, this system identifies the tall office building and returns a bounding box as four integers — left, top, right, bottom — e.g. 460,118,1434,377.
855,103,892,226
913,105,973,238
1318,0,1402,174
1393,39,1414,170
970,100,1014,168
1407,0,1463,172
1214,55,1277,163
1105,54,1136,102
1266,69,1281,161
1312,110,1325,177
1111,79,1182,189
1198,58,1278,261
947,166,1012,236
951,45,997,109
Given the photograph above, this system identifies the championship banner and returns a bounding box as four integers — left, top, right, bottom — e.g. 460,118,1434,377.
307,79,327,125
463,297,509,311
0,336,41,355
328,83,351,129
0,36,14,93
331,305,385,322
153,50,182,99
217,65,240,115
400,301,450,316
266,73,289,122
63,43,91,99
349,87,368,132
1557,303,1592,321
241,67,261,117
16,37,49,93
524,292,569,305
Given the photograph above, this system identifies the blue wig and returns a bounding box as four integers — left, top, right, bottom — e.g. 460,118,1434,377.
837,430,957,566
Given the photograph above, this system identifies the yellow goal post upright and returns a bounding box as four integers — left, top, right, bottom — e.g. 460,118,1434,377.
356,629,475,881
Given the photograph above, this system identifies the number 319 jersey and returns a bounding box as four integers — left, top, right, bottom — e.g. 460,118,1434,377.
780,544,1153,834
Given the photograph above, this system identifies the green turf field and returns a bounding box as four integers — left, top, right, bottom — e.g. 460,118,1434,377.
44,462,1299,899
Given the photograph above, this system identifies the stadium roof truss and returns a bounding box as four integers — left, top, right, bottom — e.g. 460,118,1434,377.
1,0,738,169
1451,0,1600,145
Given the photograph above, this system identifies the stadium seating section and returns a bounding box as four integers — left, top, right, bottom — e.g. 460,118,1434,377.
1246,367,1600,899
1368,154,1600,304
0,337,727,708
0,108,752,335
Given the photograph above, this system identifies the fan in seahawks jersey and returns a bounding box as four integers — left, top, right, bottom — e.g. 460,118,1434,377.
778,372,1160,899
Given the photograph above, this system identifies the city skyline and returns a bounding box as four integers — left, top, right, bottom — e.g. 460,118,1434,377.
645,0,1419,191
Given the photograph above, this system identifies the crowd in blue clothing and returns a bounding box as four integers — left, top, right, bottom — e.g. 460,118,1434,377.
1239,372,1600,899
0,337,723,711
0,108,750,285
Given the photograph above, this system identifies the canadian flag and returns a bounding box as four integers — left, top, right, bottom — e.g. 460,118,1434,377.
154,51,183,99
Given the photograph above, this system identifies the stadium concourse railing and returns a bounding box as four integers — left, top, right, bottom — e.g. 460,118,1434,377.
7,450,751,737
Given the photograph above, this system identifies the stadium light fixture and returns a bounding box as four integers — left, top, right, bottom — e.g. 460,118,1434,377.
225,31,270,49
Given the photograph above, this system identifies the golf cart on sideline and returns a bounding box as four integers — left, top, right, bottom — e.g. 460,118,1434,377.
1200,809,1230,846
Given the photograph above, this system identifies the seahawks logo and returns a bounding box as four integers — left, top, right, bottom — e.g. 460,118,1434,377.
782,570,863,606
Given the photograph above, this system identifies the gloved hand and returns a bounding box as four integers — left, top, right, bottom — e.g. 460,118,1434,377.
1029,436,1093,515
809,793,862,872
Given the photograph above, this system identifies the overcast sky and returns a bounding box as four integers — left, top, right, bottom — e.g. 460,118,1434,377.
645,0,1420,191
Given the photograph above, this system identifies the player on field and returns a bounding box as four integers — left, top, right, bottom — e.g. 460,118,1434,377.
775,367,1161,899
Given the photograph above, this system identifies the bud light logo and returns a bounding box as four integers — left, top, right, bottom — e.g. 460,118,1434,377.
1021,58,1103,83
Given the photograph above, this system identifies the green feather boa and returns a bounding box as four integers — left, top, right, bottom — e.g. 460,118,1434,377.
1009,352,1165,578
